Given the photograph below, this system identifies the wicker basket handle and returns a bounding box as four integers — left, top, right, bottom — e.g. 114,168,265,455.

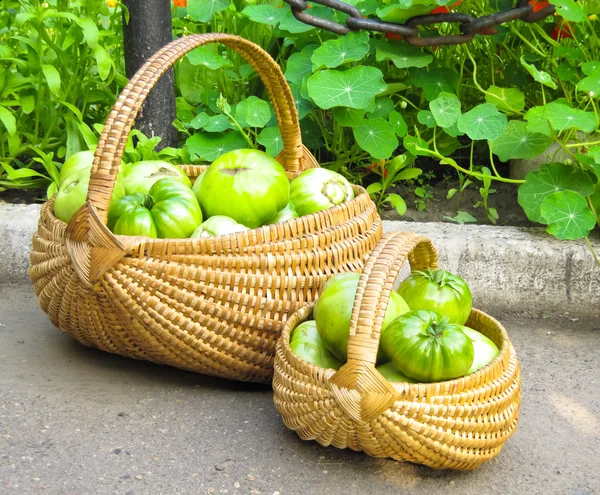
346,232,438,366
87,33,316,225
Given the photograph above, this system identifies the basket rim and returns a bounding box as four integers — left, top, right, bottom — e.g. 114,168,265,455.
276,301,516,395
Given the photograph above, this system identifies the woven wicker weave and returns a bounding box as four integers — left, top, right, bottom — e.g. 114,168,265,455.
273,232,521,469
29,34,382,383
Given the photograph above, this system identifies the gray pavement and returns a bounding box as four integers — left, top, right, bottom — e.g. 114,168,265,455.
0,283,599,495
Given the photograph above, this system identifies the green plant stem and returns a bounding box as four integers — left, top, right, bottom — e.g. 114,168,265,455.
584,237,600,269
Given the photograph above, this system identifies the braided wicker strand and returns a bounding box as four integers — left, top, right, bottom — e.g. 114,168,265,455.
273,232,521,469
29,35,383,382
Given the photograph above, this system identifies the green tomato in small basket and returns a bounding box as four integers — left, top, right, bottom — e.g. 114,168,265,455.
289,168,355,217
198,149,289,229
108,178,202,238
289,320,343,370
53,151,126,223
122,160,191,195
266,203,298,225
313,272,410,362
397,269,472,325
191,215,249,238
380,309,474,383
376,362,416,383
191,171,206,204
462,327,499,374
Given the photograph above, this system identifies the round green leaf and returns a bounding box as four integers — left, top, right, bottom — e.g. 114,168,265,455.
374,39,432,69
518,162,596,223
187,46,232,70
403,135,429,156
284,45,318,85
203,114,232,132
307,66,386,110
541,191,596,240
257,127,283,157
187,0,229,22
333,107,365,127
549,0,586,23
578,74,600,98
457,103,507,141
429,92,461,128
235,96,271,128
582,62,600,76
186,131,247,162
311,32,370,70
556,62,578,83
352,118,398,160
417,110,436,128
367,97,395,119
413,68,459,101
289,83,314,120
491,120,553,162
389,111,408,138
241,4,286,25
542,102,596,133
484,86,525,113
520,56,557,89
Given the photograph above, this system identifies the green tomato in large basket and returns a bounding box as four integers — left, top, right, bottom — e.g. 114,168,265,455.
191,215,249,238
108,178,202,238
122,160,191,195
376,362,416,383
198,149,289,229
53,151,126,223
289,168,355,217
313,272,410,362
265,203,298,225
289,320,343,370
380,309,474,383
462,327,499,374
397,269,472,325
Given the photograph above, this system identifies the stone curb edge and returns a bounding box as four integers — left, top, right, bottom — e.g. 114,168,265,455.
1,203,598,316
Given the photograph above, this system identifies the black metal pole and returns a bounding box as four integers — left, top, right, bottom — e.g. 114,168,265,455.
122,0,177,149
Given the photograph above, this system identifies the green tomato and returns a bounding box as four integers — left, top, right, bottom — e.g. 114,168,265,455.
397,269,472,325
191,171,206,204
191,215,249,238
313,272,410,362
381,310,474,383
462,327,499,374
376,362,416,383
289,320,343,370
108,178,202,238
122,160,191,195
266,203,298,225
54,151,126,223
289,168,354,217
198,149,289,229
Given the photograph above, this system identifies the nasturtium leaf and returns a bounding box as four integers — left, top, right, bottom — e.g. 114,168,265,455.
352,118,398,160
429,92,461,128
186,131,247,162
520,56,557,89
257,126,283,157
542,102,597,133
376,3,436,23
187,0,229,22
203,114,233,132
374,39,432,69
307,66,386,110
333,107,365,127
485,86,525,113
284,45,318,84
541,191,596,240
385,193,407,216
588,146,600,164
518,162,596,223
556,62,578,83
549,0,586,22
403,135,429,156
389,111,408,137
187,46,231,70
553,46,583,61
491,120,553,162
524,106,551,136
235,96,271,128
241,4,286,25
312,32,370,70
289,83,314,120
417,110,436,128
437,133,460,156
279,7,324,33
577,74,600,98
413,68,459,101
445,211,477,224
367,97,395,119
581,62,600,76
189,112,210,129
457,103,507,141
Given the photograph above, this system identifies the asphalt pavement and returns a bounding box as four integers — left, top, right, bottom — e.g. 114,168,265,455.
0,284,599,495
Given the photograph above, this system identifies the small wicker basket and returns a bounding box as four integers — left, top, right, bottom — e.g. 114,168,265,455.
273,232,521,469
29,34,382,383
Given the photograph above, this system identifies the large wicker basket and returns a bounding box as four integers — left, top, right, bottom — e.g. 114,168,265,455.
273,232,521,469
29,34,382,383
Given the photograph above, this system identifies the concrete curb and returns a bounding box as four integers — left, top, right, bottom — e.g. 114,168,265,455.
1,203,598,316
